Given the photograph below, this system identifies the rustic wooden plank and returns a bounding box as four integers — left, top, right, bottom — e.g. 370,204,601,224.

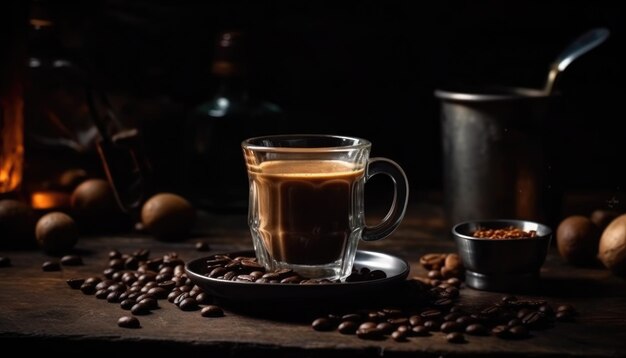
1,204,626,357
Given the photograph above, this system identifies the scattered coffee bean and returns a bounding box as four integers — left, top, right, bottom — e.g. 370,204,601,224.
465,323,488,336
423,320,440,331
147,287,168,299
83,276,100,285
131,302,151,315
338,321,358,334
120,299,136,310
508,325,529,339
178,297,199,311
60,255,83,266
195,292,212,305
0,257,11,267
521,311,548,329
102,268,115,279
420,253,447,270
117,316,140,328
376,322,394,334
412,325,430,336
391,330,408,342
491,325,512,339
95,289,109,299
555,304,578,322
80,283,96,295
312,317,335,331
42,261,61,272
446,332,465,343
107,291,122,303
66,278,85,289
195,241,211,251
441,321,462,333
356,327,384,340
556,310,575,322
139,297,159,310
201,305,224,317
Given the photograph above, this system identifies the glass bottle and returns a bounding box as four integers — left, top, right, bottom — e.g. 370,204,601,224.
184,31,283,213
22,1,98,209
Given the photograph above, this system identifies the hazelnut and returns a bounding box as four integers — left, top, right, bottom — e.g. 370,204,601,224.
36,212,78,255
598,214,626,277
556,215,600,266
141,193,195,241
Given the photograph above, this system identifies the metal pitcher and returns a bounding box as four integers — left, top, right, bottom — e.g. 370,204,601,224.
436,86,562,228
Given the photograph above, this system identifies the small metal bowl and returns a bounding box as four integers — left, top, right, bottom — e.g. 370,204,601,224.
452,219,552,293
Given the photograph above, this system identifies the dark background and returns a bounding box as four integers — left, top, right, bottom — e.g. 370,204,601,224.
3,0,625,201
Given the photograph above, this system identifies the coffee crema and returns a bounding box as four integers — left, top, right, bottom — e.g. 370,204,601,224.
248,160,365,265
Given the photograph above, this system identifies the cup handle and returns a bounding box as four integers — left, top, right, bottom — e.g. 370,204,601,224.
361,158,409,241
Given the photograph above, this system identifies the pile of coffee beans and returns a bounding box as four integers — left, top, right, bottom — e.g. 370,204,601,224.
63,248,577,341
310,253,577,343
200,253,387,284
310,288,577,343
473,226,538,239
66,248,224,328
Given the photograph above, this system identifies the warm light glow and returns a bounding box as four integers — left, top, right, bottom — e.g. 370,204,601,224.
31,191,71,210
1,93,24,193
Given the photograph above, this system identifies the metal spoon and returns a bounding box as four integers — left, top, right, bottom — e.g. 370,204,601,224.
544,27,610,94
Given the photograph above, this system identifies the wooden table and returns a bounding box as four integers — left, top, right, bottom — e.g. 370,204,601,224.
1,198,626,357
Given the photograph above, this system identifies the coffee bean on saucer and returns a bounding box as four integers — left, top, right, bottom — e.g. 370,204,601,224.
117,316,140,328
368,270,387,280
201,305,224,317
0,257,11,267
60,255,83,266
66,278,85,289
133,248,150,261
42,261,60,271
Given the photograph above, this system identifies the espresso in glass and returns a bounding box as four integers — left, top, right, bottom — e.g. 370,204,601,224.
250,159,364,265
243,135,408,280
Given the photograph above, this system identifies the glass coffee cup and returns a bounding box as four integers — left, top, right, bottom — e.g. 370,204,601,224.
242,134,409,280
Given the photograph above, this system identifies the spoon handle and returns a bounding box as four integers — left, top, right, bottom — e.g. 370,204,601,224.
544,27,610,94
